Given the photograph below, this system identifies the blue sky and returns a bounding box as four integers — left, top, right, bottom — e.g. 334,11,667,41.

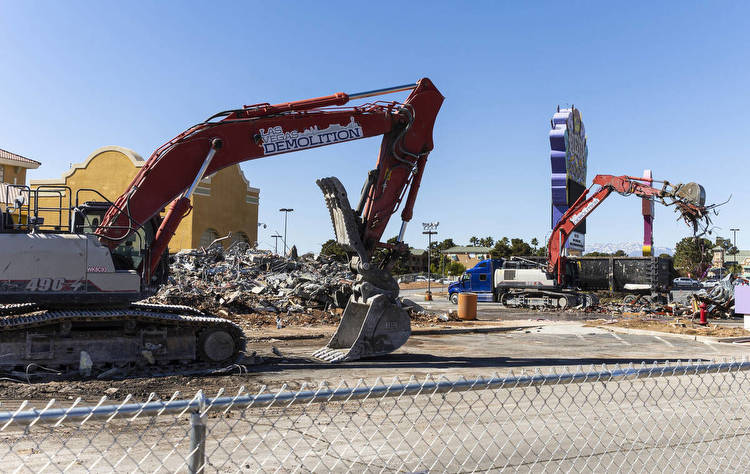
1,1,747,254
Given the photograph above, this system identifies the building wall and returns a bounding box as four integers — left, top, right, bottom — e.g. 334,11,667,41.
446,253,490,268
31,147,144,230
30,146,259,251
405,250,428,273
189,165,259,248
0,165,27,185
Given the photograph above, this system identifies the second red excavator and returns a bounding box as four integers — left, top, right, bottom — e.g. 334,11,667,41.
497,174,711,309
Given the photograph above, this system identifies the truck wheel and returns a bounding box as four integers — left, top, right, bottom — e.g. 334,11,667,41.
499,293,511,307
450,293,459,305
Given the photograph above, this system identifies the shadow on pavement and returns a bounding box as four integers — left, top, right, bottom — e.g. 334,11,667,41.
260,354,711,373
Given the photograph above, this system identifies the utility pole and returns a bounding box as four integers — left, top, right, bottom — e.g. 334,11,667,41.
271,234,283,254
730,228,740,266
422,222,439,301
279,208,294,254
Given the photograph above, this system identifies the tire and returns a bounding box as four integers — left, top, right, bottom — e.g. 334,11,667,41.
450,293,459,305
499,292,511,307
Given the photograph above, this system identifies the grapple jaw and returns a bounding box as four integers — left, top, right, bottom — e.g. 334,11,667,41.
673,182,706,208
314,176,411,363
316,177,368,261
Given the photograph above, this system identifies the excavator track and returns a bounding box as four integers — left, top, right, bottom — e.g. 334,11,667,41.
500,289,598,310
0,303,245,377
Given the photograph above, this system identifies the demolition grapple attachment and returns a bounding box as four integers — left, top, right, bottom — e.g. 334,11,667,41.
314,177,411,362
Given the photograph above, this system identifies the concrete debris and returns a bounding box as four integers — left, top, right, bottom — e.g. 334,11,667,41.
146,242,354,315
141,350,156,365
79,351,93,378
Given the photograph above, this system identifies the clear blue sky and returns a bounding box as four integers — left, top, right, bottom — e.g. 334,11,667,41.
1,1,747,254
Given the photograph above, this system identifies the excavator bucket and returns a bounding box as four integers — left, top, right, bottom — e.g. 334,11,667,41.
315,177,411,362
312,294,411,362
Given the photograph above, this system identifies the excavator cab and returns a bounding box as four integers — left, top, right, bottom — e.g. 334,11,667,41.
71,201,169,289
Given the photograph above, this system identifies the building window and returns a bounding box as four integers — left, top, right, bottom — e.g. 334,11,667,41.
199,228,219,248
194,185,211,197
232,231,250,245
0,166,4,183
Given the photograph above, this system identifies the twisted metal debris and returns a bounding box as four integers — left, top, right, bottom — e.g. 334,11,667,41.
147,242,354,315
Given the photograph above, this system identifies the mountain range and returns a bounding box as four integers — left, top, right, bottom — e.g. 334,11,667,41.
585,242,674,257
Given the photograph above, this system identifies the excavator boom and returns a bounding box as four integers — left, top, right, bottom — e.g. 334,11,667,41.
547,174,711,285
97,79,443,272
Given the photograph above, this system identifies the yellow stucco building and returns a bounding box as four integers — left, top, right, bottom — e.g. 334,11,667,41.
30,146,260,250
0,148,40,186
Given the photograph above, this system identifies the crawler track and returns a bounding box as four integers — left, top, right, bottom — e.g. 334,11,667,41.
0,302,245,377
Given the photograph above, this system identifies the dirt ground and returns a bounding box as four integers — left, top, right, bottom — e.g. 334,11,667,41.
0,308,484,405
588,317,750,338
399,281,450,291
1,304,745,407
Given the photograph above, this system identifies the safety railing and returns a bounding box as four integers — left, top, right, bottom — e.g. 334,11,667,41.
1,359,749,472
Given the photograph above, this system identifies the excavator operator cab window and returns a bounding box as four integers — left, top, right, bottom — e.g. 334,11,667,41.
72,202,155,271
110,225,156,272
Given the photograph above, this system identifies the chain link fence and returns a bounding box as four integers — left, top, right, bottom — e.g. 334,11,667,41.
1,360,749,472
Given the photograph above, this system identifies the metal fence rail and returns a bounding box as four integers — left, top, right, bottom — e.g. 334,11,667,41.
1,360,749,472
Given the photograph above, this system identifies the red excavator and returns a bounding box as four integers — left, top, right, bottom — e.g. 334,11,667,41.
0,78,443,374
498,174,711,309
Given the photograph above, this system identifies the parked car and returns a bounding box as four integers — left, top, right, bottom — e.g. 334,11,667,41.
672,277,700,289
701,278,719,289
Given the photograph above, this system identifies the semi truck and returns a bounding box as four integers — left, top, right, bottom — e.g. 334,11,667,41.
448,255,673,306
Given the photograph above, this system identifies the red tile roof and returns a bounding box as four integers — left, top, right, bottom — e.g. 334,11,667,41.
0,148,41,168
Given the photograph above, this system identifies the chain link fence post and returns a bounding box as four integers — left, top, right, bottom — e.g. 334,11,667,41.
188,391,207,474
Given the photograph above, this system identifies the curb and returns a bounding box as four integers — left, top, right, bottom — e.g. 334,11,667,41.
595,325,750,345
411,325,527,336
247,333,329,342
246,324,527,341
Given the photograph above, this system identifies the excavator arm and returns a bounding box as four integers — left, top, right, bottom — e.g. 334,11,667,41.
95,78,443,363
96,79,443,279
547,174,710,285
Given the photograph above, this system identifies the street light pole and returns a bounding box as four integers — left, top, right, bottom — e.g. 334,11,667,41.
422,222,439,301
730,228,740,266
271,234,283,254
279,208,294,254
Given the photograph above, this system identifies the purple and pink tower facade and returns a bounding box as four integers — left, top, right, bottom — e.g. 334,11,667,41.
549,107,588,254
641,169,654,256
549,106,654,257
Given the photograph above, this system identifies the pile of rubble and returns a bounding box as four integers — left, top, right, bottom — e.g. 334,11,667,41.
146,242,354,315
587,275,750,318
692,275,746,317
